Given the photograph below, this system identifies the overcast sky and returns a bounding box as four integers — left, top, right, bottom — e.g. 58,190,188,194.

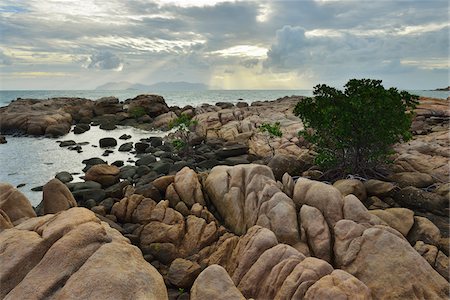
0,0,448,90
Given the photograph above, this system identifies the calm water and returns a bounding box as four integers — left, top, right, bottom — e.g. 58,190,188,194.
0,89,448,206
1,89,448,108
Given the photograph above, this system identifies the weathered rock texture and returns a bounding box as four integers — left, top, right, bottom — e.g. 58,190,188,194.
205,164,300,245
0,183,36,223
0,207,168,299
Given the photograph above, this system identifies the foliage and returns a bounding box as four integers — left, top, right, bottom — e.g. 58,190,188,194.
128,106,147,119
258,122,283,156
171,139,186,150
168,113,198,154
259,122,283,137
294,78,418,174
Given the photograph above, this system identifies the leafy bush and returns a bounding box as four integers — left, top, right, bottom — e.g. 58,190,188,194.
294,79,418,174
258,122,283,156
168,113,198,154
259,122,282,137
128,106,147,119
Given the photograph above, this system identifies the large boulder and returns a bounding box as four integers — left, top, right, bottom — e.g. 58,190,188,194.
190,265,245,300
94,97,123,115
389,171,434,188
393,186,448,215
42,178,77,214
299,205,331,262
334,220,449,299
126,94,169,118
167,258,201,289
267,154,310,181
0,183,36,223
0,207,168,299
333,179,367,202
369,208,414,237
84,164,120,187
293,178,344,226
166,167,205,208
205,164,300,245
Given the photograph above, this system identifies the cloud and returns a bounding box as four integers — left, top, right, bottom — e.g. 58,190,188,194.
0,50,13,65
87,50,123,71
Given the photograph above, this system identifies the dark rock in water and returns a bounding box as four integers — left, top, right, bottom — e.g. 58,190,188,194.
99,123,117,130
393,187,448,216
197,159,220,170
68,145,82,152
136,154,157,166
134,183,161,201
223,156,250,166
73,123,90,134
0,135,7,144
215,102,234,109
136,165,151,177
149,137,163,147
216,144,248,158
99,137,117,148
16,183,26,188
153,150,166,157
236,101,249,108
82,157,106,166
119,134,132,140
72,188,106,204
158,144,173,152
135,142,150,153
145,146,157,153
267,154,311,181
119,166,137,179
84,199,97,209
99,197,115,213
118,142,133,152
59,140,76,147
55,171,73,183
151,161,171,175
67,181,102,191
105,180,130,199
31,185,43,191
136,171,159,186
112,160,124,167
170,161,189,173
102,151,111,157
45,124,70,137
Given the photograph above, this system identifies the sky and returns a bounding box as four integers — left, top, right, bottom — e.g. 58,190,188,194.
0,0,448,90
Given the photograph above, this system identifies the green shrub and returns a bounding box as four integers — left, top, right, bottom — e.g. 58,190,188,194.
294,78,418,174
169,113,198,154
258,122,283,156
128,106,147,119
259,122,283,137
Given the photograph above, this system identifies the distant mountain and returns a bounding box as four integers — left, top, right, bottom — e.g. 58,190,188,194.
95,81,208,91
434,86,450,91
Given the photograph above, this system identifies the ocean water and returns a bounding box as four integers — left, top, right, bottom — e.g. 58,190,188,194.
1,89,448,108
0,89,448,207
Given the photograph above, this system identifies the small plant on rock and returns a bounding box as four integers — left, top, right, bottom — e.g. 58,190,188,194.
259,122,283,156
128,106,147,119
168,113,198,155
294,78,418,176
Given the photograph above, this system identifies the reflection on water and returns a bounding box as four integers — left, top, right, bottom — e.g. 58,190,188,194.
0,126,165,206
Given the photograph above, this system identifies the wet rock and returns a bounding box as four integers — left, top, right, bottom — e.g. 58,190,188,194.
119,134,131,140
118,142,133,152
216,144,248,158
59,140,76,147
73,123,90,134
99,137,117,148
136,154,157,166
55,171,73,183
135,142,150,153
0,135,7,144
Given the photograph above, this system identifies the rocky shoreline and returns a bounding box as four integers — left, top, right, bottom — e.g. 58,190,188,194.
0,94,449,299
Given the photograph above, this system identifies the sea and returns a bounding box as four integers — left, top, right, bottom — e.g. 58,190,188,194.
0,89,448,206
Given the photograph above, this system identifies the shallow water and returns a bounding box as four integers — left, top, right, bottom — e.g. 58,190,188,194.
0,126,165,206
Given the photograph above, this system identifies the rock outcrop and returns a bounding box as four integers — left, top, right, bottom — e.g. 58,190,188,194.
42,178,77,214
0,207,168,299
0,183,36,224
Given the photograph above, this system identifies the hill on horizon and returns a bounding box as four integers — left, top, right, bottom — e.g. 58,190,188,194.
95,81,208,91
